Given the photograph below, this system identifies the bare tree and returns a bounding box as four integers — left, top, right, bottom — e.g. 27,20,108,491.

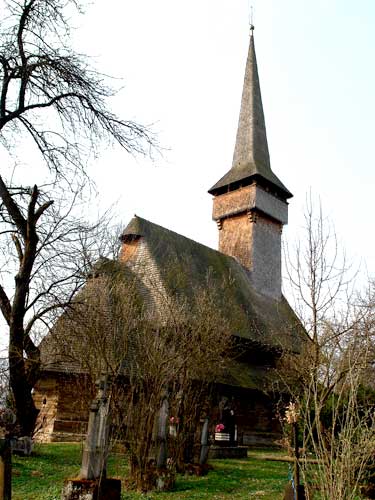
0,189,122,436
278,194,375,498
283,193,358,397
298,326,375,500
0,0,155,436
45,264,234,492
124,281,233,491
0,0,154,173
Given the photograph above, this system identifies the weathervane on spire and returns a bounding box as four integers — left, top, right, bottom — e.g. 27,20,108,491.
249,5,255,32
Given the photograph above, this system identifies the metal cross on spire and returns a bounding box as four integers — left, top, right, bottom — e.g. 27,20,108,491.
249,4,254,32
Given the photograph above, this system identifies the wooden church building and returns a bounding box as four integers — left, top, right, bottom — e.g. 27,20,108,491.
33,29,305,444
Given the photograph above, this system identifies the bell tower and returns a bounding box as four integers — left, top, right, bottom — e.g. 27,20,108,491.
209,27,292,299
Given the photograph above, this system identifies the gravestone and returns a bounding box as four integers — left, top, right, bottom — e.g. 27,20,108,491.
10,436,33,456
156,398,168,469
80,376,110,480
154,398,175,491
199,417,209,466
62,376,121,500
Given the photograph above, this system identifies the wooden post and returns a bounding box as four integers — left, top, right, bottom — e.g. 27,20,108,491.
284,402,304,500
293,421,300,500
199,417,209,465
0,439,11,500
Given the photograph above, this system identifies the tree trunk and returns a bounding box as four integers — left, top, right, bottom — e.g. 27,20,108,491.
8,338,39,436
4,185,43,437
293,422,300,500
9,326,40,436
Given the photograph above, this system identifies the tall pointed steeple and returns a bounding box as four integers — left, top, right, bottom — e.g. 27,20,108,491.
209,27,292,299
209,29,291,199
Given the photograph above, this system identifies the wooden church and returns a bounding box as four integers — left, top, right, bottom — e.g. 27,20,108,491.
33,28,306,445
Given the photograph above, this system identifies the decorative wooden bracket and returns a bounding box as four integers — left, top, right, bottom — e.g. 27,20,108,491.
247,210,257,223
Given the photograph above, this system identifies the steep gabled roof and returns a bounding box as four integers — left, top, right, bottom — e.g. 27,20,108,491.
121,216,305,353
40,216,306,384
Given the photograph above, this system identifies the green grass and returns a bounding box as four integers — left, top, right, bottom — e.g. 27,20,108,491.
12,443,290,500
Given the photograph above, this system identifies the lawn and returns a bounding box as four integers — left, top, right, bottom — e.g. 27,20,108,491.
12,443,290,500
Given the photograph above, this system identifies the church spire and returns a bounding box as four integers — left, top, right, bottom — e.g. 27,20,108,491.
209,29,291,199
232,29,271,180
209,27,292,298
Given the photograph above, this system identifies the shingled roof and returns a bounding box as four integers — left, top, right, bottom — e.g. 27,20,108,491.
208,32,292,199
40,215,306,392
121,216,305,353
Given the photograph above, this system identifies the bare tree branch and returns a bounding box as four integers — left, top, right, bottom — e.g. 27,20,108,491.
0,0,157,436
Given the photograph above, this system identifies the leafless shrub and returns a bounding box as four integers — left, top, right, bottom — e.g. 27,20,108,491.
277,194,375,499
47,262,234,491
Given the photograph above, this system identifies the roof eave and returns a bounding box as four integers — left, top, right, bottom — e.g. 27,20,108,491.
208,172,293,199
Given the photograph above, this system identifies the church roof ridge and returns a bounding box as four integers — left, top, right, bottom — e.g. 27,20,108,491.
122,214,232,260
